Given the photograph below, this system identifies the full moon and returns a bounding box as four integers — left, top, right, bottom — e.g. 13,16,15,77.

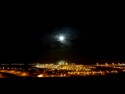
59,35,65,42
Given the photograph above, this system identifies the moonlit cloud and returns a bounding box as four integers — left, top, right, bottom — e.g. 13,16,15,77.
53,27,79,46
41,27,80,48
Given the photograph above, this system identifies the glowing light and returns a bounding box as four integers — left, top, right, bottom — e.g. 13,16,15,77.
58,60,68,65
59,36,64,41
58,35,65,42
37,74,43,77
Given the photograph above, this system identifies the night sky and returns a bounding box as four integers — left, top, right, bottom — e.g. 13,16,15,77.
0,8,124,64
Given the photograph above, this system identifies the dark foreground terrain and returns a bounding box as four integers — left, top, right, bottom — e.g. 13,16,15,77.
0,73,125,93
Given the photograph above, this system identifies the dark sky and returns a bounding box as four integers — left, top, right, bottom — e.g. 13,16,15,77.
0,7,125,64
